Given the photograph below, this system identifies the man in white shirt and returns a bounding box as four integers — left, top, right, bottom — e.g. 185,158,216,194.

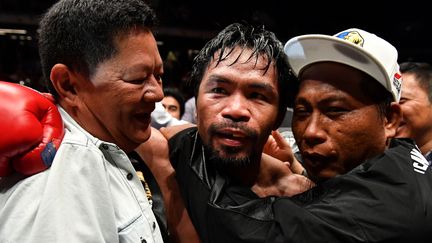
0,0,165,242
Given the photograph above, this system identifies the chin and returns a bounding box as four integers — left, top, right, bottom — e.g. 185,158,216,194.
214,155,253,170
136,127,152,143
396,126,409,137
396,132,410,139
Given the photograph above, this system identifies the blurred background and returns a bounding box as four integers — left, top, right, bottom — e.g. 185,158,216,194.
1,0,430,98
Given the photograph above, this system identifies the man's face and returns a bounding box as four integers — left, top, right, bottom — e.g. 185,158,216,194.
196,48,280,168
73,30,164,152
396,73,432,147
292,62,389,182
162,95,181,119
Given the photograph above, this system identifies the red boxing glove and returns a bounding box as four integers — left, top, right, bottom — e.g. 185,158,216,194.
0,81,64,177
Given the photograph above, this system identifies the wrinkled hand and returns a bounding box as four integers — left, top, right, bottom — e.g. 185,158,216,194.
252,153,315,197
263,130,295,162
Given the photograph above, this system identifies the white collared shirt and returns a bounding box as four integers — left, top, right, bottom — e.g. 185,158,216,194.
0,107,163,243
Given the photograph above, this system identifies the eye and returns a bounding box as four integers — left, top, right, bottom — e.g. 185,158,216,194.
293,105,310,118
168,106,178,112
127,78,146,85
155,73,163,83
324,106,348,117
210,87,227,94
250,92,268,102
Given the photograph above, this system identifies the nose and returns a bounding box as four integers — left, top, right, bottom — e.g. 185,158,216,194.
221,93,250,122
300,112,326,147
142,75,164,102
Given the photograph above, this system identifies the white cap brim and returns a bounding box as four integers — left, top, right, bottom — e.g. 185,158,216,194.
284,34,400,101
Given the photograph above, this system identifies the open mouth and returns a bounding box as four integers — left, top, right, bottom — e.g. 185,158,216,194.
134,112,151,124
215,129,249,147
219,130,246,138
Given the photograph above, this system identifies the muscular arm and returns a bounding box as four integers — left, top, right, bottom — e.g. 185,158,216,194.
135,127,201,243
159,123,196,140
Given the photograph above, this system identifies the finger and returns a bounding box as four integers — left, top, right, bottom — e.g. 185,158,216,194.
272,130,290,149
263,134,276,153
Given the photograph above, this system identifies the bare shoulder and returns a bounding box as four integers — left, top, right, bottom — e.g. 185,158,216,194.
160,123,196,140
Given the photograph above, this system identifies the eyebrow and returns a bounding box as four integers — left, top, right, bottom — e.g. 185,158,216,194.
124,62,163,74
295,94,347,105
206,74,277,94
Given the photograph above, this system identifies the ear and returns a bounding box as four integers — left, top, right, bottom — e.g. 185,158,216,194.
384,102,402,140
50,64,79,107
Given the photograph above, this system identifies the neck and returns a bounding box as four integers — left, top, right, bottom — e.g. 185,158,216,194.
419,138,432,155
60,103,137,153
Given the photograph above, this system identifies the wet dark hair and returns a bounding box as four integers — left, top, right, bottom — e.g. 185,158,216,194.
163,86,186,117
400,62,432,102
189,22,298,118
38,0,157,98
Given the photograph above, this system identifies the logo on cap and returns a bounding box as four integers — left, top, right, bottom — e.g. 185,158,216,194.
336,31,364,47
393,72,402,95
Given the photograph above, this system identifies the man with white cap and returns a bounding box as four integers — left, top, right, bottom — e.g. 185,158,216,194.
190,28,432,242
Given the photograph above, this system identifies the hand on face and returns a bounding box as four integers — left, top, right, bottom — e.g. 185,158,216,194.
252,153,314,197
263,130,306,175
264,130,295,163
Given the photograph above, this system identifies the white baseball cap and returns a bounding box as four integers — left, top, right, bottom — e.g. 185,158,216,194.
284,28,402,101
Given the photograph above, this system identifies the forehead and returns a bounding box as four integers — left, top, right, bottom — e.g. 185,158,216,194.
113,30,160,59
162,96,180,106
212,47,270,66
402,73,422,88
401,73,429,98
202,47,278,86
98,30,162,73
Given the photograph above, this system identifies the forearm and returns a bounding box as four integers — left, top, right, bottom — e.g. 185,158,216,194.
146,158,201,243
136,132,201,243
